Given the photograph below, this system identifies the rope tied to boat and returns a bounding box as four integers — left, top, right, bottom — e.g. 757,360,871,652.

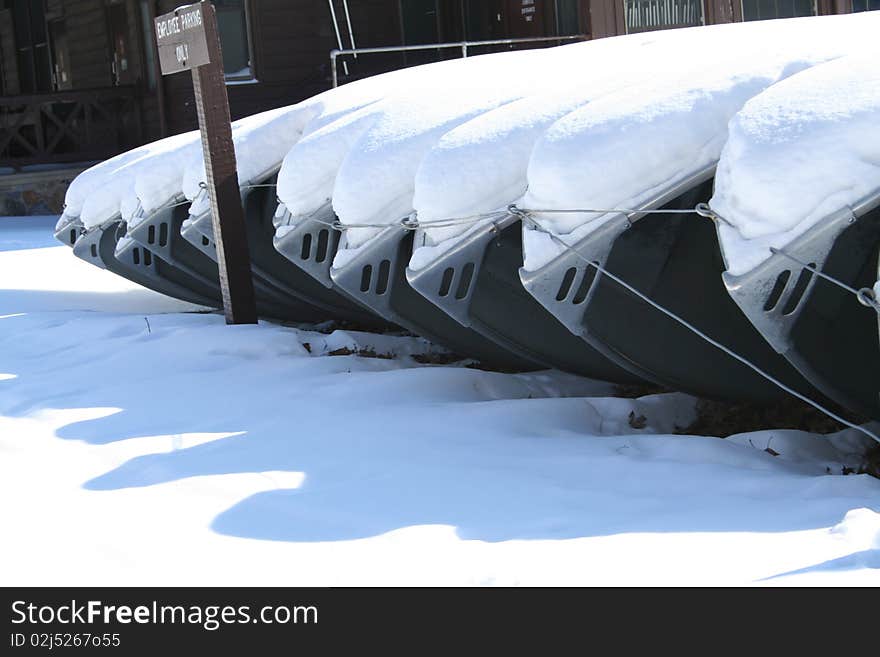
321,203,721,232
303,200,879,319
509,211,880,446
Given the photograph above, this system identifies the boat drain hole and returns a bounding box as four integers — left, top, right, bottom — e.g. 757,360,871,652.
147,225,156,245
90,244,97,258
360,264,373,292
300,233,312,260
764,270,791,312
143,250,152,266
454,262,475,300
781,265,815,316
376,259,391,295
202,236,210,247
316,230,329,263
556,267,578,301
69,229,76,245
159,223,168,248
132,248,140,265
439,268,455,297
572,265,597,305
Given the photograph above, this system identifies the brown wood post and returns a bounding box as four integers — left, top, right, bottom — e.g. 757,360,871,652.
155,1,257,325
192,3,257,324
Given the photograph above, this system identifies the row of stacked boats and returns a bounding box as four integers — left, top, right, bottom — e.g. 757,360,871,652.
56,14,880,422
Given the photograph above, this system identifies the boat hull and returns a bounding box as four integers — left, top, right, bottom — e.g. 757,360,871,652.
182,179,386,326
73,220,220,306
407,215,646,383
722,195,880,419
521,175,822,402
330,225,540,370
127,202,323,321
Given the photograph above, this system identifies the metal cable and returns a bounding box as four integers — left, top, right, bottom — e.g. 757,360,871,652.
291,200,879,346
769,246,880,315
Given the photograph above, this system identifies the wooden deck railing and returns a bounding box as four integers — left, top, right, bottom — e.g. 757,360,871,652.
0,86,144,168
625,0,703,33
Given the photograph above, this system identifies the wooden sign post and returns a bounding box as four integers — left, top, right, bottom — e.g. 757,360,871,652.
155,1,257,325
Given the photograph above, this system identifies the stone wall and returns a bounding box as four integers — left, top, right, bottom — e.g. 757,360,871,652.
0,167,87,216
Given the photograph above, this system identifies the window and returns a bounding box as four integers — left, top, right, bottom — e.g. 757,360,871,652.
741,0,815,21
213,0,254,81
624,0,703,33
852,0,880,11
12,0,51,93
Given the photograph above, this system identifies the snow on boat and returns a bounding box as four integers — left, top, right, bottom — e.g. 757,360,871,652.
712,53,880,418
321,37,735,369
405,29,744,381
515,17,879,400
278,49,595,367
125,106,344,321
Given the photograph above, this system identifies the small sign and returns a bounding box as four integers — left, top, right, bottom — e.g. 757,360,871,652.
155,2,211,75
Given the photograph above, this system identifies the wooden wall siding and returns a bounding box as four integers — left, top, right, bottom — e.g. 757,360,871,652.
158,0,405,135
0,8,19,94
64,0,113,88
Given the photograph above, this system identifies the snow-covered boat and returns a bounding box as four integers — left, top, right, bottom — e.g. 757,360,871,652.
399,16,878,388
712,53,880,419
127,197,325,320
182,172,383,325
520,170,821,401
721,192,880,418
329,223,541,369
91,218,220,307
511,42,858,402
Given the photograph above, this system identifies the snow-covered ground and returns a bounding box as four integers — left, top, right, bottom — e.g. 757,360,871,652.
2,216,879,586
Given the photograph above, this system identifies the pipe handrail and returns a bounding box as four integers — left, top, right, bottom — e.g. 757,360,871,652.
330,34,588,87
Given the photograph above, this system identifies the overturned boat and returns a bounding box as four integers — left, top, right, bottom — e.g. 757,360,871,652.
710,52,880,420
274,203,538,369
406,213,648,383
720,192,880,419
128,193,333,321
331,223,544,370
182,171,384,326
55,208,222,307
519,167,823,402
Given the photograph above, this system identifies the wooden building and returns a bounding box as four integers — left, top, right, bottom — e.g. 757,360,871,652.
1,0,876,169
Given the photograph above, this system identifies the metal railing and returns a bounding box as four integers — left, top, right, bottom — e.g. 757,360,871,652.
330,34,588,88
624,0,703,33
